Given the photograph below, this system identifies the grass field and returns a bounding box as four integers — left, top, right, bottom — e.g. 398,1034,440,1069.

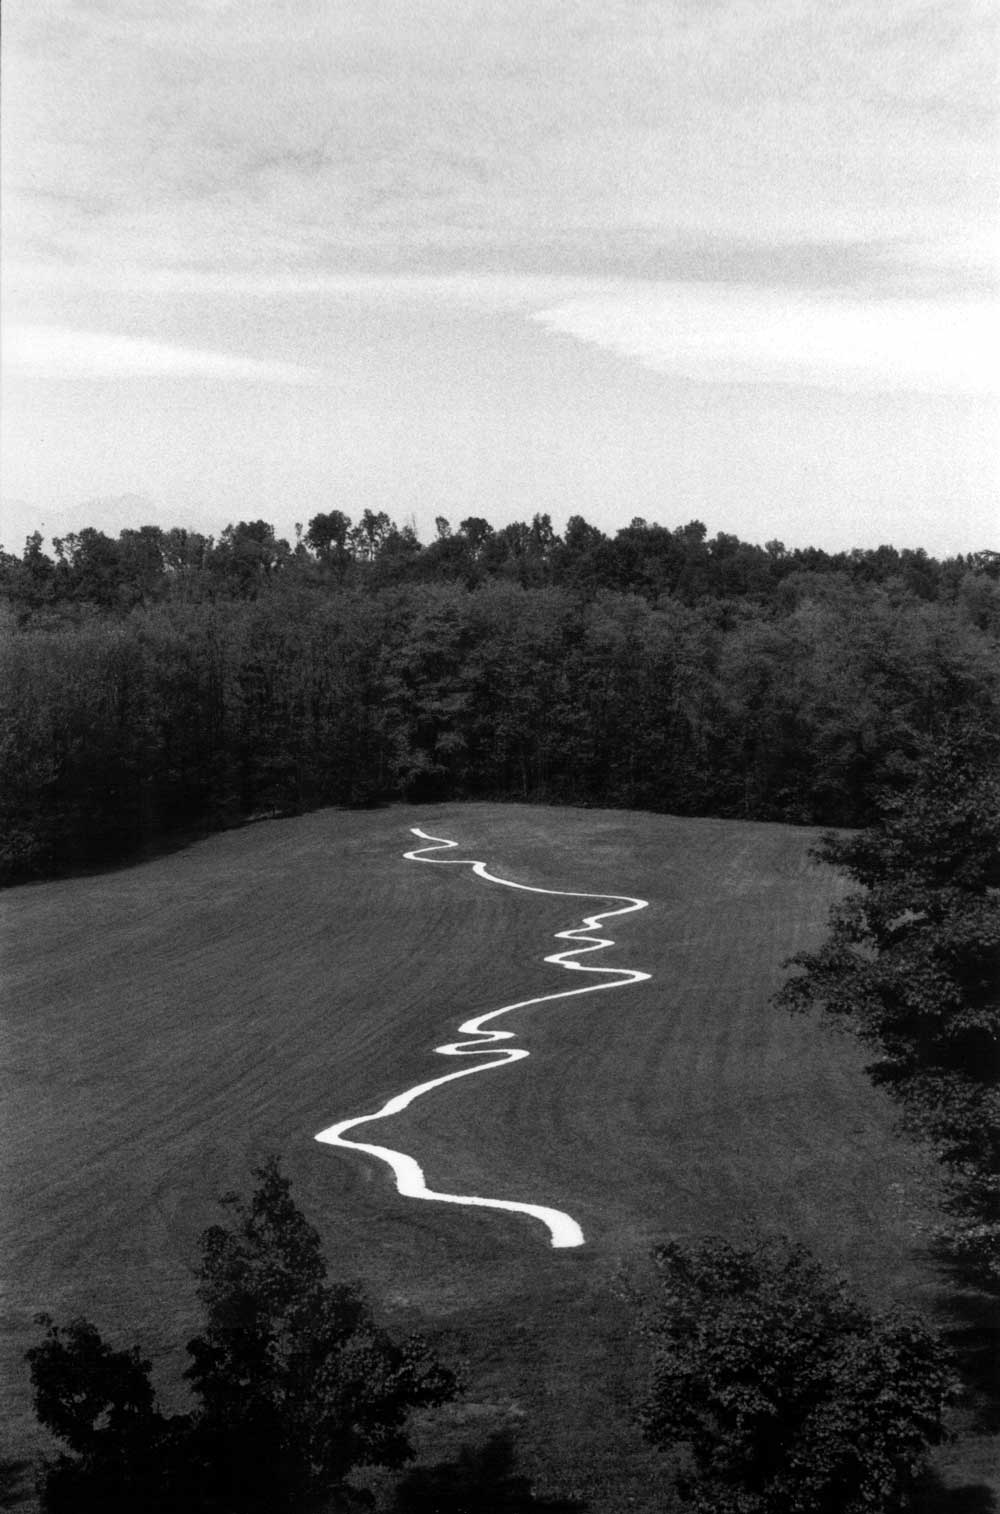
1,803,994,1508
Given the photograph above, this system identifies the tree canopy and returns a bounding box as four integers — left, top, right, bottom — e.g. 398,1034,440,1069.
632,1232,954,1514
776,729,1000,1288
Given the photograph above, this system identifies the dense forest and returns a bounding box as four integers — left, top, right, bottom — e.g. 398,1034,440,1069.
2,509,998,882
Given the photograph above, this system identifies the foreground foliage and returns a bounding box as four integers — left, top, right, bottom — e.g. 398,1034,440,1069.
633,1233,955,1514
26,1162,457,1512
777,731,1000,1288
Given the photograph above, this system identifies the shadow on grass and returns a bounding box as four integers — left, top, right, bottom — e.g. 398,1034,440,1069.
5,798,390,891
947,1314,1000,1435
0,1456,36,1508
388,1432,585,1512
928,1250,1000,1436
911,1468,997,1513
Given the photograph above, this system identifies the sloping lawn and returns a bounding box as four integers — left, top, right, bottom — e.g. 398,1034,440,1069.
1,804,988,1508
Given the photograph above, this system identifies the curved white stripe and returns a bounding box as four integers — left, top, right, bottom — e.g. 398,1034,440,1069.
315,827,650,1248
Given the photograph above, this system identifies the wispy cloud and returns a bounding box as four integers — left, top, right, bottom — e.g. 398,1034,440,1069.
8,230,996,306
531,285,999,396
3,1,995,283
3,325,320,382
5,272,995,401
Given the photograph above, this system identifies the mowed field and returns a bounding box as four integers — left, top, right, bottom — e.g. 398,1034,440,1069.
1,804,989,1508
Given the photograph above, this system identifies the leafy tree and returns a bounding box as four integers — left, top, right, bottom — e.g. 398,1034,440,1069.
210,521,292,593
632,1233,954,1514
373,521,423,581
306,510,353,568
457,516,494,556
776,729,1000,1286
348,509,393,564
161,526,213,577
52,528,124,607
0,532,57,615
116,526,168,604
25,1316,186,1511
380,583,475,799
27,1316,160,1458
26,1162,457,1512
550,514,608,594
184,1159,457,1510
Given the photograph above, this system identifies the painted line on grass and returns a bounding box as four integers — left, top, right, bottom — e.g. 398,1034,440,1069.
315,828,650,1249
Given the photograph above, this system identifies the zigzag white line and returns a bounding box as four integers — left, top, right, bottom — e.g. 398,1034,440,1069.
315,827,650,1248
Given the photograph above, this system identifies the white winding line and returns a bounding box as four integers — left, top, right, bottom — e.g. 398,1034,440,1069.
315,828,650,1248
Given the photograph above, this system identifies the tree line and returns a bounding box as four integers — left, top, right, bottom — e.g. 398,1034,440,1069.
2,512,998,882
3,512,999,616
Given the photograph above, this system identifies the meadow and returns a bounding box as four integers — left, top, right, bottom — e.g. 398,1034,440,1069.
1,804,989,1508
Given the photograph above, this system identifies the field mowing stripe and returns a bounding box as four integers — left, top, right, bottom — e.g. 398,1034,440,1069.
314,829,650,1249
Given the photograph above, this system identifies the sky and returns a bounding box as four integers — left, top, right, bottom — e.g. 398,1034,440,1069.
1,0,998,557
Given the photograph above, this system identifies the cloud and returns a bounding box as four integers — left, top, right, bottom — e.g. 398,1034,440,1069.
530,285,999,396
2,1,995,281
3,325,320,381
6,271,994,402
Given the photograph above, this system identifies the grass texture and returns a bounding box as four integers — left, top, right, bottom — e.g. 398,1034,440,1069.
1,804,989,1508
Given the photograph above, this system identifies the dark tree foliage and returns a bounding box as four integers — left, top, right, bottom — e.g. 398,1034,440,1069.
776,730,1000,1287
2,513,998,881
185,1160,457,1511
25,1162,457,1513
306,510,352,569
209,520,293,594
24,1317,189,1512
26,1317,159,1458
633,1233,955,1514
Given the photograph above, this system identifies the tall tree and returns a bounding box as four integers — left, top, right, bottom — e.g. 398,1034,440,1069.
305,510,353,569
348,510,393,564
185,1160,457,1510
210,521,291,593
776,729,1000,1287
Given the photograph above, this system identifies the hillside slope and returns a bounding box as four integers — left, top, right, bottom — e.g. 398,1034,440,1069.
1,804,980,1507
